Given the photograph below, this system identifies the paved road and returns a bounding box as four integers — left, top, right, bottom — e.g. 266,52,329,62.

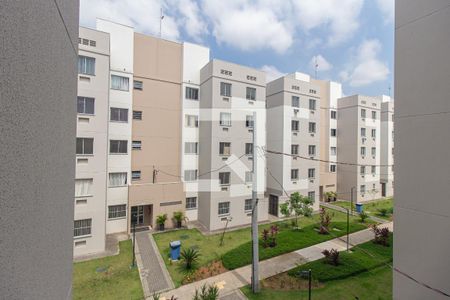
160,222,393,300
135,232,174,297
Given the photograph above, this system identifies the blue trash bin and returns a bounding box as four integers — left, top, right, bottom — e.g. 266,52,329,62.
355,203,363,213
169,240,181,260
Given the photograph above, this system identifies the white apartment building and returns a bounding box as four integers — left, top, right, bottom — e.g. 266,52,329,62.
97,19,134,235
266,72,321,216
337,95,382,202
379,96,394,198
198,59,267,231
74,27,110,256
181,42,210,222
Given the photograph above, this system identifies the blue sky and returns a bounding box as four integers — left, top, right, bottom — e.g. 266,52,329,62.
80,0,394,96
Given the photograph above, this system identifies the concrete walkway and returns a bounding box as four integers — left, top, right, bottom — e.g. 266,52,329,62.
160,222,393,300
135,232,174,297
74,232,129,262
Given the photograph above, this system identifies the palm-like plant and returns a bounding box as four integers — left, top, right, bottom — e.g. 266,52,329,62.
173,211,184,228
181,247,200,270
156,214,167,231
192,284,219,300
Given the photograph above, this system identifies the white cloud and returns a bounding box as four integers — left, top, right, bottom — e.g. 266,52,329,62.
79,0,180,41
341,39,390,87
376,0,395,23
261,65,286,82
201,0,293,53
310,54,333,72
169,0,208,41
292,0,364,46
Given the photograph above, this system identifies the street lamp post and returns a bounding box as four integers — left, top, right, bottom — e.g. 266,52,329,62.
131,213,136,268
300,269,312,300
346,208,350,252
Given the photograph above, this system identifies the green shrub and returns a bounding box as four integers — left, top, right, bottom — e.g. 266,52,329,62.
377,208,389,217
181,247,200,270
359,211,369,223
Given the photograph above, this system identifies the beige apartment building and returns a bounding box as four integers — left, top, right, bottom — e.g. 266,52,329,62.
337,95,382,203
266,72,321,216
129,33,185,231
380,97,394,198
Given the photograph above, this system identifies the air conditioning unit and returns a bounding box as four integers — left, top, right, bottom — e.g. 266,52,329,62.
293,132,298,136
310,133,315,137
294,109,299,114
248,101,254,105
221,186,229,191
222,127,229,131
223,97,230,102
310,110,315,114
309,179,315,183
361,174,365,178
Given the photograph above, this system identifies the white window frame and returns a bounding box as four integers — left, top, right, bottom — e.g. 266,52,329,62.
220,112,232,127
74,219,92,237
111,75,130,91
186,197,197,209
110,140,128,154
108,204,127,219
109,172,127,187
78,56,95,75
246,87,256,100
185,115,199,128
110,107,128,123
185,142,198,154
292,96,300,108
220,82,232,97
76,138,94,155
308,145,316,156
219,172,231,185
244,199,253,212
308,168,315,179
184,170,198,182
186,87,199,100
77,96,95,115
291,169,299,180
219,142,231,156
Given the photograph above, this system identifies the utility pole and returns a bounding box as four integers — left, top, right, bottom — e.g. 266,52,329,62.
346,208,350,252
159,7,164,38
350,186,355,215
251,111,260,293
131,217,136,268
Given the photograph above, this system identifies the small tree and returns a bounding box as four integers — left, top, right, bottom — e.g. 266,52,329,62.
156,214,168,231
359,211,369,223
181,247,201,270
322,248,340,266
319,208,332,234
280,192,313,229
173,211,184,228
262,225,279,248
377,208,388,217
371,225,390,246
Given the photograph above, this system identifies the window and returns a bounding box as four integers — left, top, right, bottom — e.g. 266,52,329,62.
330,129,337,137
133,111,142,120
246,115,254,128
291,144,299,155
308,122,316,133
74,219,92,237
372,111,377,120
220,112,232,127
132,141,142,150
75,179,93,196
185,115,199,127
110,107,128,122
361,147,366,156
291,120,299,131
245,143,253,156
108,205,126,219
186,197,197,209
109,172,127,187
131,171,141,181
245,171,253,183
360,185,366,194
219,172,230,185
371,129,376,138
371,147,376,157
185,142,198,154
220,82,232,97
361,128,366,137
111,75,129,91
309,99,316,110
76,138,93,155
133,80,143,90
308,191,315,201
361,108,366,118
77,97,94,114
186,87,199,100
360,166,365,175
371,166,376,174
245,199,253,211
246,87,256,100
330,147,337,156
308,168,315,179
292,96,300,108
110,140,128,154
308,145,316,156
219,142,231,156
184,170,198,182
331,110,337,119
218,202,230,215
330,164,336,172
291,169,299,180
78,56,95,75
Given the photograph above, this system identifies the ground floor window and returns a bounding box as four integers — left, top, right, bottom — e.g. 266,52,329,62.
245,199,253,211
108,204,126,219
218,202,230,215
74,219,92,237
186,197,197,209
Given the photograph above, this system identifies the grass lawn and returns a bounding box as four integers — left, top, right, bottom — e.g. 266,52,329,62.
154,209,373,287
73,240,144,300
333,197,394,220
242,235,393,300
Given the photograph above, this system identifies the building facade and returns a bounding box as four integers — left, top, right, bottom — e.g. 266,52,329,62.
394,1,450,298
266,72,321,216
74,27,110,256
337,95,382,202
198,60,268,231
379,96,394,198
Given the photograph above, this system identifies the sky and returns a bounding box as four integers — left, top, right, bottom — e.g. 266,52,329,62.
79,0,394,97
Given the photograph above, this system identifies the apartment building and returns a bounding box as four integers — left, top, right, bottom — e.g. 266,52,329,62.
96,20,134,235
181,43,210,222
337,95,382,202
74,27,109,256
266,72,321,216
198,59,267,231
128,33,185,230
311,79,342,201
394,1,450,298
379,96,394,198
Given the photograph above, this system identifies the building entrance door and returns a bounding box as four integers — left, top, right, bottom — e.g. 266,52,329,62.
269,194,279,216
131,206,144,225
381,183,386,197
